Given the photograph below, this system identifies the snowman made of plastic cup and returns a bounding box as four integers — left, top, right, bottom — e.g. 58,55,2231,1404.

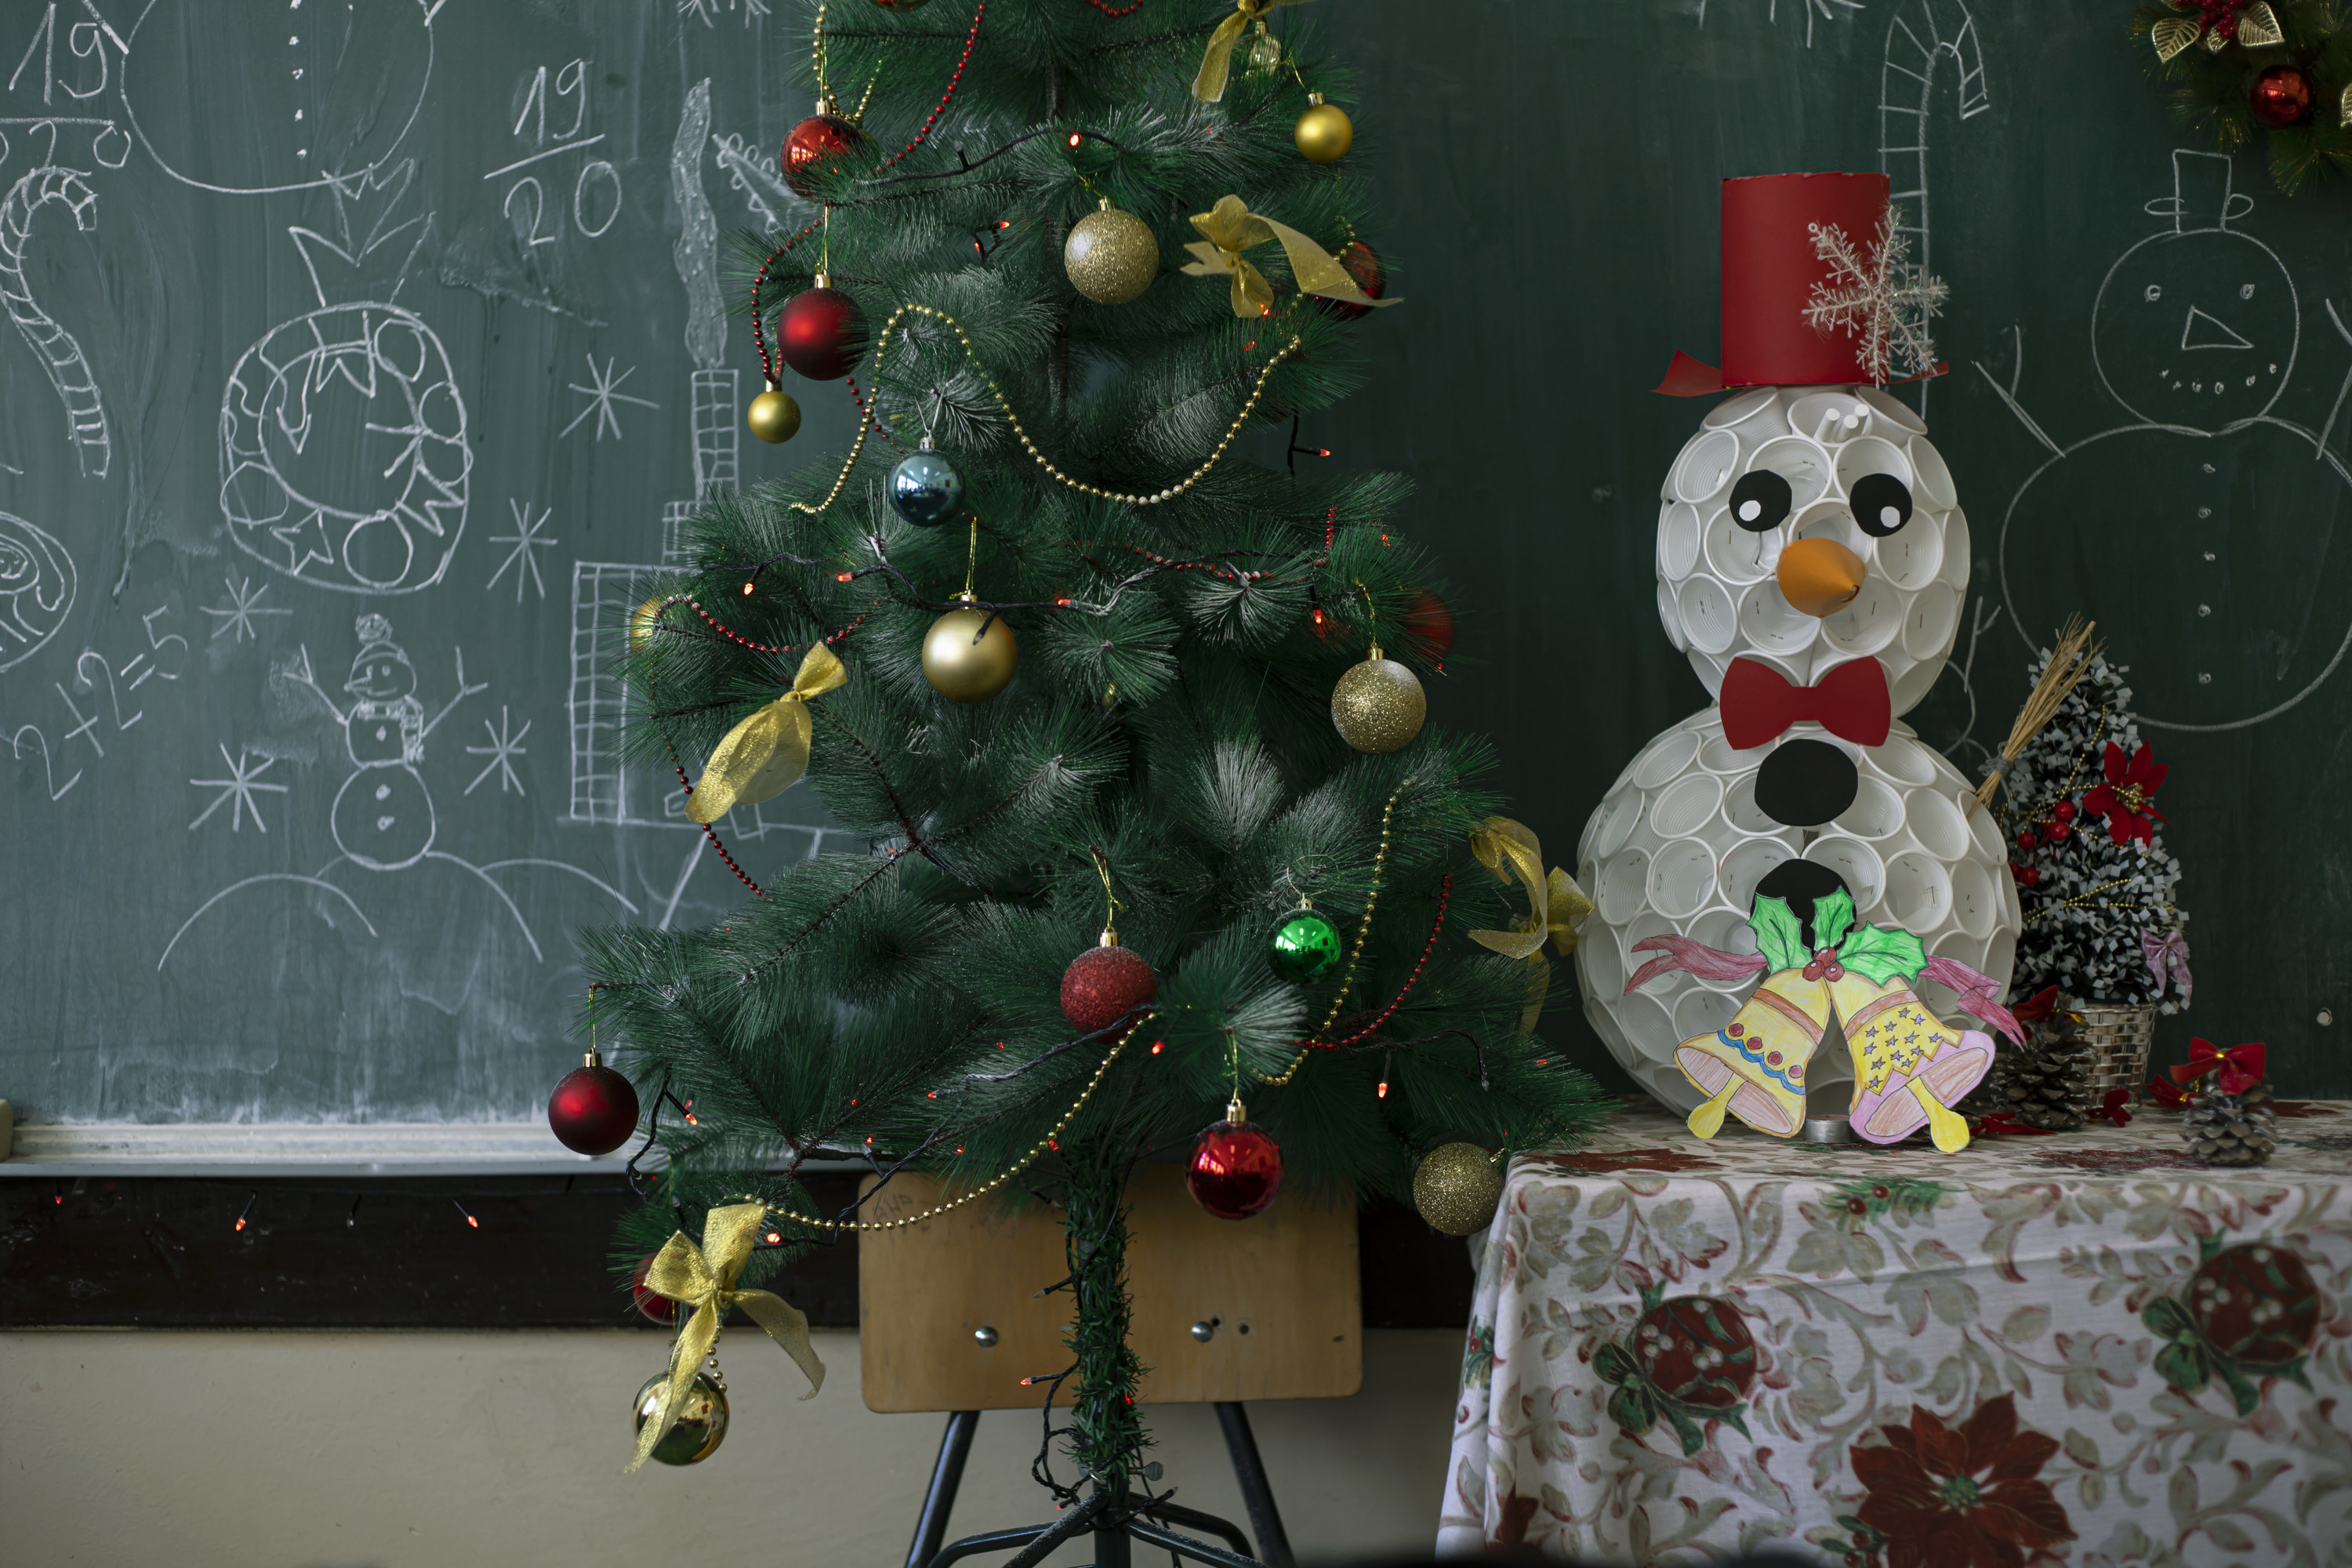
1580,172,2024,1152
296,614,485,870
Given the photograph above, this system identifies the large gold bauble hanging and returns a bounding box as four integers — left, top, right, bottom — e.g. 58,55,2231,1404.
1330,647,1425,753
1063,201,1160,306
1413,1142,1504,1237
629,595,666,655
746,382,803,445
923,601,1018,703
632,1370,730,1465
1294,93,1354,164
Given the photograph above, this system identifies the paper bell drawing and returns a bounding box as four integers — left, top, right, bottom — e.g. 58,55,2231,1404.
1575,171,2024,1143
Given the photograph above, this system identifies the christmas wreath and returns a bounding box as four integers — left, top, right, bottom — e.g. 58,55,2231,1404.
2130,0,2352,191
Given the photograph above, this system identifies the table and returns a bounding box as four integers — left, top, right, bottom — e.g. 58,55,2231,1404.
1437,1102,2352,1565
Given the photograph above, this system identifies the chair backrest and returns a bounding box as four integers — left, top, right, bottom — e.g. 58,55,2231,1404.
858,1163,1362,1413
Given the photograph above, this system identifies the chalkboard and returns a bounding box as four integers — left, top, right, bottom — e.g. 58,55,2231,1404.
2,0,2347,1135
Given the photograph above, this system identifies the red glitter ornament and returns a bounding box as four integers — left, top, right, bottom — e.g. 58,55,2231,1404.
630,1252,677,1324
1060,938,1158,1036
2250,64,2317,129
782,111,868,197
1400,590,1455,661
1316,240,1386,322
547,1056,639,1155
1187,1102,1283,1219
778,281,866,381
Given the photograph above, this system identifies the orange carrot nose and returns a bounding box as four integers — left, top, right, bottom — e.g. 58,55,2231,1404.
1777,538,1867,617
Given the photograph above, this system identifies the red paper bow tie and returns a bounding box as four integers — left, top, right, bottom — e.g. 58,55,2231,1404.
2169,1039,2267,1097
2013,985,2063,1024
1721,656,1893,751
2099,1088,2133,1127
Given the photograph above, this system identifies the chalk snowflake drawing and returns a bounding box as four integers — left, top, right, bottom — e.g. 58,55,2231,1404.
217,162,471,594
562,354,657,442
486,499,557,601
187,746,288,833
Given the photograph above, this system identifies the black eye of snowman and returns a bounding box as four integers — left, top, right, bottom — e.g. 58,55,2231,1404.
1849,473,1912,538
1729,470,1793,534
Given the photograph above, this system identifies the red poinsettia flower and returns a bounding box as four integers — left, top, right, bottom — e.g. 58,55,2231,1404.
1852,1393,2075,1568
2081,742,2167,846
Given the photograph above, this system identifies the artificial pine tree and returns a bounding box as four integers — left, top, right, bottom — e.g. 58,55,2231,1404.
582,0,1606,1518
2002,648,2190,1013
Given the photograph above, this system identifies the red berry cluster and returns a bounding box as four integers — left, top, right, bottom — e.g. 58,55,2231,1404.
2181,0,2256,38
2008,797,2081,889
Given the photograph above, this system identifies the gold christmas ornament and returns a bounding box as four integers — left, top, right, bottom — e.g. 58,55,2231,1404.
629,595,666,655
1330,644,1425,753
633,1369,729,1465
1413,1142,1504,1236
687,643,849,824
747,381,803,445
1064,201,1160,306
1294,93,1353,164
923,597,1018,703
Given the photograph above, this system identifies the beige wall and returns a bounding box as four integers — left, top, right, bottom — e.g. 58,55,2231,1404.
0,1327,1464,1567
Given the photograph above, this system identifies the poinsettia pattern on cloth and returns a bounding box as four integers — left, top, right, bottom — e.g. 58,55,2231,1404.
2082,742,2168,846
1437,1102,2352,1563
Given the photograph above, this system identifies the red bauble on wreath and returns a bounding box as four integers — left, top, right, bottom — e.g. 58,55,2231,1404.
2249,64,2318,128
777,277,866,381
548,1053,639,1156
1316,240,1386,321
1188,1099,1283,1220
1060,935,1158,1036
782,110,869,197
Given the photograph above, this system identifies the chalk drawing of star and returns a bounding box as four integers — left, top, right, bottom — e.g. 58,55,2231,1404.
465,706,532,796
486,500,558,601
188,746,290,832
203,574,294,643
561,354,658,441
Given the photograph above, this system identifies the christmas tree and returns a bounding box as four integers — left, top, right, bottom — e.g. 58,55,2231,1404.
580,0,1607,1511
2002,647,2190,1011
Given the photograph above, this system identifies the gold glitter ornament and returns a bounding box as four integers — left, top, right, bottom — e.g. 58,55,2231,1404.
746,381,803,445
1330,644,1425,753
923,597,1018,703
632,1368,729,1465
629,596,666,655
1413,1142,1503,1236
1063,200,1160,306
1294,93,1354,164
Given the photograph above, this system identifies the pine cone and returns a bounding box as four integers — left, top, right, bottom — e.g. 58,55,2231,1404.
2180,1080,2278,1167
1962,1023,2093,1131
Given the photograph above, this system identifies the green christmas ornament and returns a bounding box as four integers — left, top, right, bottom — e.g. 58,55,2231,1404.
1267,906,1341,982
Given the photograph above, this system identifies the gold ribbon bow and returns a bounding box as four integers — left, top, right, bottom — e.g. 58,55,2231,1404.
2152,0,2281,61
626,1202,826,1473
1466,817,1592,1033
1180,194,1399,319
686,643,848,824
1192,0,1312,103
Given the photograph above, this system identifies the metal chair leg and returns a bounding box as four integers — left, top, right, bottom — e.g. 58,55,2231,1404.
1212,1403,1294,1568
907,1410,981,1568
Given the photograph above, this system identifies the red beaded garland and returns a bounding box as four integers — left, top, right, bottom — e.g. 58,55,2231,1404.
782,112,868,197
1059,943,1159,1036
778,285,866,381
1302,873,1451,1048
1187,1119,1283,1220
547,1061,640,1155
872,1,989,172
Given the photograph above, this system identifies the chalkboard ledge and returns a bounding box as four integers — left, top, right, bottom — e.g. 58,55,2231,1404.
0,1122,653,1178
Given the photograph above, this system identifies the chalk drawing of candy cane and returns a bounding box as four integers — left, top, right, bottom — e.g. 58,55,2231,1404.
0,165,111,480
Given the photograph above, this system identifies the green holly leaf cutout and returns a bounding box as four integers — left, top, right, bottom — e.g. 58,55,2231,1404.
1749,895,1808,973
1812,887,1857,950
1836,921,1929,987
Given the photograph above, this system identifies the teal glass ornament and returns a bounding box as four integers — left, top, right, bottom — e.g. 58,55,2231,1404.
1267,906,1341,982
889,441,965,528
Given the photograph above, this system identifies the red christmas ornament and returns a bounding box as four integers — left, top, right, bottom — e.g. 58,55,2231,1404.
1187,1101,1283,1220
778,279,866,381
1317,240,1386,321
1400,590,1455,661
2053,799,2078,822
782,111,868,197
2250,65,2317,129
1060,938,1159,1036
2016,829,2037,851
630,1252,677,1324
547,1054,639,1155
2047,821,2072,844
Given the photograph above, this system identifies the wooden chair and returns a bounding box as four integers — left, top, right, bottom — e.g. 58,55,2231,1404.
859,1163,1362,1568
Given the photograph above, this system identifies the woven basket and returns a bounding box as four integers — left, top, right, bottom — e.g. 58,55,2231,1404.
2067,999,2158,1102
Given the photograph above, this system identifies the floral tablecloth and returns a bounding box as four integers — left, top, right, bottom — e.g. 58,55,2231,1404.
1437,1101,2352,1566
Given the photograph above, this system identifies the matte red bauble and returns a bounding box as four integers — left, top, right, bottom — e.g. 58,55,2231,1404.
782,112,868,196
1400,590,1454,661
1059,940,1158,1036
630,1252,677,1324
2250,64,2317,129
548,1058,639,1155
1188,1105,1283,1220
778,283,866,381
1316,240,1386,322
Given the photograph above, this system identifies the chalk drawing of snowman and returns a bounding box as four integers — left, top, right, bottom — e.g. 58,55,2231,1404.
1984,150,2352,732
303,614,475,869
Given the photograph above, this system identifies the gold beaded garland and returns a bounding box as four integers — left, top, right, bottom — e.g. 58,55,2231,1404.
1413,1142,1504,1236
1331,647,1426,753
1063,200,1160,306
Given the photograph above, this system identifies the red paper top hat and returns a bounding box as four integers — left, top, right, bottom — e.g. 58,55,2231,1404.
1657,172,1946,396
